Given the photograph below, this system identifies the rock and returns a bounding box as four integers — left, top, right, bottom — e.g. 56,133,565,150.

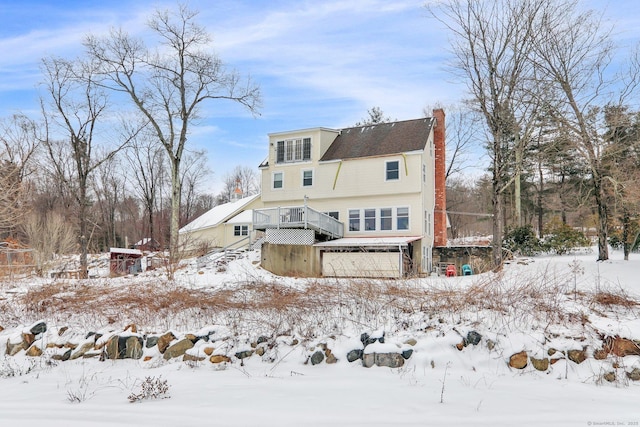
157,332,176,354
360,332,377,347
530,356,549,371
375,353,405,368
210,355,231,364
257,336,269,345
70,342,95,360
456,341,465,351
509,351,528,369
26,345,43,357
234,350,254,360
51,349,72,361
105,336,120,359
6,339,26,356
203,347,215,356
256,347,265,357
626,368,640,381
143,356,153,362
310,351,324,365
0,325,3,332
404,338,417,346
567,349,587,364
486,340,495,351
123,324,137,333
466,331,482,346
326,353,338,364
547,348,557,356
146,336,159,348
185,334,199,344
183,353,205,362
605,336,640,357
593,348,608,360
163,338,194,360
21,333,35,348
125,336,143,359
362,353,375,368
401,349,413,360
550,357,562,365
58,326,68,336
603,371,616,382
291,339,299,346
347,349,363,363
30,322,47,336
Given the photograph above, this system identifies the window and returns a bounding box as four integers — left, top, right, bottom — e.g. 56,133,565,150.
302,169,313,187
386,160,399,180
276,138,311,163
397,207,409,230
324,211,339,220
364,209,376,231
349,210,360,231
273,172,283,189
422,164,426,183
380,208,392,230
234,225,248,236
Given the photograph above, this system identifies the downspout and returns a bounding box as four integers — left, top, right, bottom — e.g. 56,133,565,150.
401,153,408,176
332,161,343,190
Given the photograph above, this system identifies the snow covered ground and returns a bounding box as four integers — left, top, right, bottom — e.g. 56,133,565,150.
0,247,639,426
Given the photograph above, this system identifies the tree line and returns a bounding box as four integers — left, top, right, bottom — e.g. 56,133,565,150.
0,4,261,277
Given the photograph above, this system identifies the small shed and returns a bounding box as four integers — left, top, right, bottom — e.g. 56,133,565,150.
110,247,143,276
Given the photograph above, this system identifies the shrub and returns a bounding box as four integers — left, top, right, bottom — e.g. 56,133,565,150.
543,220,590,255
128,376,171,403
504,225,543,256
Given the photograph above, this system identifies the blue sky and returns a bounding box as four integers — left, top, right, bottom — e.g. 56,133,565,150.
0,0,639,193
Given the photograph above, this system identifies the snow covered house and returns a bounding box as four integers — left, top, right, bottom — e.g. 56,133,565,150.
178,193,263,254
254,109,447,278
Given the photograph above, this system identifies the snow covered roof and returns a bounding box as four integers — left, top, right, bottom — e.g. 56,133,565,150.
314,236,422,248
226,209,253,224
179,194,260,233
109,247,142,255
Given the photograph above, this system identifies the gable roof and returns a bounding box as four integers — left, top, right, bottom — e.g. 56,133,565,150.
179,193,260,234
320,117,434,161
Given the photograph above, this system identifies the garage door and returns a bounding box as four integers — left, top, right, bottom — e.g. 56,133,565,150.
322,252,401,278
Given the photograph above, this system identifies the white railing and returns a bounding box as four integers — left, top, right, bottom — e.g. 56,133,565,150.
253,206,344,239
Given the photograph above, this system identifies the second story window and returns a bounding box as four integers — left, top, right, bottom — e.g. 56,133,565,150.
273,172,283,189
302,169,313,187
276,138,311,163
386,160,399,180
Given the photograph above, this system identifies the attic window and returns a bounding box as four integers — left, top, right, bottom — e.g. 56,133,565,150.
276,138,311,163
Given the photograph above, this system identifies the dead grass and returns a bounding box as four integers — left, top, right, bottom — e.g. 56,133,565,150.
2,269,638,336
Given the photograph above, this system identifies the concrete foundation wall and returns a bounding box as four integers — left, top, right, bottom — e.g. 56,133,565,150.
261,242,321,278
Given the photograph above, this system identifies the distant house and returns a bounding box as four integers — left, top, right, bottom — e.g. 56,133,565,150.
253,109,447,278
178,193,263,254
132,237,161,252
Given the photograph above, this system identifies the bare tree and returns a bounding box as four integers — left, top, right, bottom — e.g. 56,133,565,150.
0,114,40,236
84,3,261,270
40,56,131,277
216,165,260,204
21,212,76,276
428,0,549,268
531,1,640,260
180,149,211,225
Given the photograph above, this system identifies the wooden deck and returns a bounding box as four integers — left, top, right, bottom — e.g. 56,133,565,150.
253,206,344,239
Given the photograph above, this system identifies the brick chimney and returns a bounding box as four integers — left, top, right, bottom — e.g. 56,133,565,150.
432,108,447,247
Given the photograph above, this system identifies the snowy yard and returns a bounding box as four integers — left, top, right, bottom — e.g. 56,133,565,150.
0,247,639,426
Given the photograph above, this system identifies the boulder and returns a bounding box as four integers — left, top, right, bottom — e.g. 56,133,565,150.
593,348,608,360
310,351,324,366
375,353,404,368
146,336,159,348
605,336,640,357
362,353,375,368
626,368,640,381
603,371,616,383
29,322,47,336
203,347,215,356
401,349,414,360
21,333,35,348
163,338,194,360
157,332,176,354
509,351,528,369
183,353,205,362
105,336,121,359
125,336,143,359
326,353,337,364
26,345,43,357
530,356,549,371
234,350,254,360
466,331,482,346
70,341,95,360
210,355,231,364
404,338,417,346
6,339,27,356
347,349,363,363
567,349,587,364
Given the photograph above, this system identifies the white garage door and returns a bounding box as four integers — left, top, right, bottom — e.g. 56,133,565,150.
322,252,401,278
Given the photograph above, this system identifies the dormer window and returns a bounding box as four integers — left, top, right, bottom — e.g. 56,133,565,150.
276,138,311,163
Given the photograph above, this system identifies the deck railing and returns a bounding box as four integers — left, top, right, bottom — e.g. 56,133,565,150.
253,206,344,239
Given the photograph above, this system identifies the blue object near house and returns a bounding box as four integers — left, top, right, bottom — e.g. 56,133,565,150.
461,264,473,276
